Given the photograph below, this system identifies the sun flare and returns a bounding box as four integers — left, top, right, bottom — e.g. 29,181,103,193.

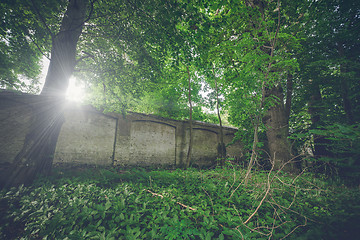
66,77,85,103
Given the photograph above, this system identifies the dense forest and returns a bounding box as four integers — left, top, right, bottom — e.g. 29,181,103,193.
1,0,359,239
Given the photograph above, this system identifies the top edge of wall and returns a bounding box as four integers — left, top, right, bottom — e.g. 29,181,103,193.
1,91,238,131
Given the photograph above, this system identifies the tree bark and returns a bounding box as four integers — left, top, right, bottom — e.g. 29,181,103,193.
4,0,88,188
5,97,66,188
42,0,88,96
263,85,296,172
307,80,332,166
244,0,297,173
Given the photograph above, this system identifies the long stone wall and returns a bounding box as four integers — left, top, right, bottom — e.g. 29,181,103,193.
54,106,117,165
0,92,242,167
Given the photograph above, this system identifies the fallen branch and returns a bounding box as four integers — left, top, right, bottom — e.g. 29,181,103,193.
145,189,163,198
176,201,196,211
144,189,196,211
266,198,318,223
244,156,275,224
280,217,307,240
231,152,317,239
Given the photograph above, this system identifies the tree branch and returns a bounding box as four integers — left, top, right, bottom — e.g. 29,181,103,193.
28,35,50,60
83,0,98,24
58,0,97,35
243,156,275,224
144,189,196,211
75,51,95,65
29,0,54,39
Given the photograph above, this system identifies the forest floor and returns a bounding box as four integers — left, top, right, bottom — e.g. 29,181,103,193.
0,165,359,239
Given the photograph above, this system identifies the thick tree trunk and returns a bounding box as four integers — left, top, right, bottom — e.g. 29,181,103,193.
3,0,88,188
264,85,297,172
42,0,88,96
244,0,297,173
4,98,65,188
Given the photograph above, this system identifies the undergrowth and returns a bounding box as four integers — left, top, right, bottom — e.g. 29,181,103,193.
0,166,359,239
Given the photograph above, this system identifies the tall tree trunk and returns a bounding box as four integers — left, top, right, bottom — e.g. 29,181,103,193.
185,66,193,168
42,0,88,96
264,85,296,172
307,81,329,157
4,0,88,188
307,80,333,173
260,0,297,173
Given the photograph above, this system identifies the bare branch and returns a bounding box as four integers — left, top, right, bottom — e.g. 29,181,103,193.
272,0,281,49
244,156,275,224
28,35,50,60
75,51,95,65
144,189,197,211
280,217,307,240
83,0,98,24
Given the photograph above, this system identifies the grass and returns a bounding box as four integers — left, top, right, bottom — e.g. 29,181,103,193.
0,165,359,239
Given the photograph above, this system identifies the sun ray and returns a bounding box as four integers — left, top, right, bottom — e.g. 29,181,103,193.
66,77,85,103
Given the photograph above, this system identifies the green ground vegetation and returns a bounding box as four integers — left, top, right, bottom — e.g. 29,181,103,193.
1,165,359,239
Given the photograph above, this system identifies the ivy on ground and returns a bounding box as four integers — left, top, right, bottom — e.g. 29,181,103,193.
0,167,359,239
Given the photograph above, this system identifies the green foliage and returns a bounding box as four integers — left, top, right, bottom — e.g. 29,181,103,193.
1,167,359,239
75,0,200,116
309,123,360,182
0,0,65,91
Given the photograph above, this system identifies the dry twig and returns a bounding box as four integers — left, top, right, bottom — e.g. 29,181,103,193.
243,156,275,224
144,189,196,211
